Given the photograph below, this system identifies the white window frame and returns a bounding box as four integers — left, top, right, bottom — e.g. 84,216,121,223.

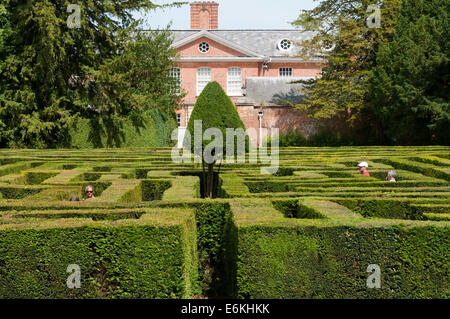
169,67,181,95
176,113,182,127
279,67,293,77
278,39,292,52
198,41,210,53
227,67,242,96
197,67,211,96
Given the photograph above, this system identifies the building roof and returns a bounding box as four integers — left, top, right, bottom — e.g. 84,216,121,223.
245,77,312,104
170,29,317,58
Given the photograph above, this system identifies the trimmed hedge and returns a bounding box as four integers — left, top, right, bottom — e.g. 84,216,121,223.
272,199,326,219
142,180,172,201
335,199,426,220
12,209,145,221
0,162,43,177
0,211,198,298
69,110,176,149
119,180,172,203
0,187,42,199
235,224,449,298
24,171,59,185
376,158,450,181
245,181,292,193
190,202,234,297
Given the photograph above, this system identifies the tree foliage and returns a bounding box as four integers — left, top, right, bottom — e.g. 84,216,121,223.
0,0,183,148
292,0,402,123
184,81,247,198
368,0,449,145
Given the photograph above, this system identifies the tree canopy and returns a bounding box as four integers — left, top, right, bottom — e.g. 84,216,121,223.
292,0,448,145
368,0,449,144
185,81,247,157
292,0,401,124
184,81,247,198
0,0,183,148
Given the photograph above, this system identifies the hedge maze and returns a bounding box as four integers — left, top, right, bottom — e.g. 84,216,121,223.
0,146,449,298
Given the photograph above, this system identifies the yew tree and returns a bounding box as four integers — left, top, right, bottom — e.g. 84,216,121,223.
368,0,449,144
184,82,247,198
0,0,182,148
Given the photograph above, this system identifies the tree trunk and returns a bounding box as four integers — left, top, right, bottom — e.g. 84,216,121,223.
214,160,222,197
202,160,207,198
207,162,215,198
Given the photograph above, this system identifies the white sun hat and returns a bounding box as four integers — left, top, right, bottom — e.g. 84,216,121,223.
357,161,369,167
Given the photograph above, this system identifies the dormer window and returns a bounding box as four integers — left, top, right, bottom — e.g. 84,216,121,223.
278,39,292,51
198,41,210,53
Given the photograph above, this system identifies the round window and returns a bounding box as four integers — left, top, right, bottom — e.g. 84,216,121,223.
198,41,210,53
278,39,292,51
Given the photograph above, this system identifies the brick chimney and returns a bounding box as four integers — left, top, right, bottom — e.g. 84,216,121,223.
190,1,219,30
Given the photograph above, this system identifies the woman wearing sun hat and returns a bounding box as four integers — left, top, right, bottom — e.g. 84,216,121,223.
357,161,370,177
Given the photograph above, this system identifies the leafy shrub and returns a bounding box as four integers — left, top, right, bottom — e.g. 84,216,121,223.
273,167,295,176
93,167,112,172
376,158,450,181
322,172,354,178
69,110,176,148
308,128,355,146
267,128,357,147
121,180,172,202
267,130,307,147
135,168,151,179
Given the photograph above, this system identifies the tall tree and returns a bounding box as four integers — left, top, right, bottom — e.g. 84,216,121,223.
0,0,182,148
0,2,13,66
368,0,449,145
75,30,184,147
0,2,14,144
292,0,401,126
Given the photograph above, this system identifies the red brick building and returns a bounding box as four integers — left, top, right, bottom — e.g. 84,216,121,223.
172,1,325,145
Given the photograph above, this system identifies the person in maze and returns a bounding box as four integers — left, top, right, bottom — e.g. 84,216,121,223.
386,170,397,182
83,185,95,200
357,161,370,177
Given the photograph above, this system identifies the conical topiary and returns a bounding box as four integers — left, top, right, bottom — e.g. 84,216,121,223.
184,81,248,198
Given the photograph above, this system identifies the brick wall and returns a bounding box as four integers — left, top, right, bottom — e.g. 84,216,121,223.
176,61,260,104
190,1,219,29
235,104,320,145
176,102,322,146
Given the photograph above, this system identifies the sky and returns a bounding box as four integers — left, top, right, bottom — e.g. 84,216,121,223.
135,0,318,30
